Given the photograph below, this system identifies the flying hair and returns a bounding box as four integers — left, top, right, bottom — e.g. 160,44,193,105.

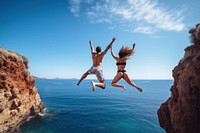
118,45,134,59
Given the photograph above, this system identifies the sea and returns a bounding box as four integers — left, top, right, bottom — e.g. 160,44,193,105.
20,79,172,133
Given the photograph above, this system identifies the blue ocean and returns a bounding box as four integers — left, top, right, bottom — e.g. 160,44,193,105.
20,79,172,133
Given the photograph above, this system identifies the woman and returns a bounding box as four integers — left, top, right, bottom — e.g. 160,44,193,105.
110,44,142,92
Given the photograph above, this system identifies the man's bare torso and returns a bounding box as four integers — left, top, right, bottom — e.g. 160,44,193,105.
92,52,104,67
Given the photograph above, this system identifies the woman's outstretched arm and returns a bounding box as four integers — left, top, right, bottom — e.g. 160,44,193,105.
110,46,118,60
122,43,135,60
132,43,136,51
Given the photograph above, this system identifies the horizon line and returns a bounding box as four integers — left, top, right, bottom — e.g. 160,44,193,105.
33,77,173,80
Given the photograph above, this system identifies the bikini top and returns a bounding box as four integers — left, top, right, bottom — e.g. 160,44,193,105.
116,62,126,66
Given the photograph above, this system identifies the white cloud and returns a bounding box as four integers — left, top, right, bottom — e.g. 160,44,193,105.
134,26,156,34
69,0,185,34
108,25,116,30
151,36,166,39
128,0,185,31
69,0,81,16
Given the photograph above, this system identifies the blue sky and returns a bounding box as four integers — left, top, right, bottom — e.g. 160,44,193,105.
0,0,199,79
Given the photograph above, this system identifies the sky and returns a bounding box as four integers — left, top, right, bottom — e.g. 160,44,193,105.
0,0,200,79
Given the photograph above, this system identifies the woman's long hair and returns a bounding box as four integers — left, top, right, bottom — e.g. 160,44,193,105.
118,46,134,59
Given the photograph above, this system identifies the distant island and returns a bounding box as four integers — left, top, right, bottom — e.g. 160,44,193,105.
32,76,77,80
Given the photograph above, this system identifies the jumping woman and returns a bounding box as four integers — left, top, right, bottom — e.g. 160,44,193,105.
110,44,142,92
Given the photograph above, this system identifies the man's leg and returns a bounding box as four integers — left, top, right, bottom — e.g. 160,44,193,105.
91,80,105,92
91,69,106,91
94,81,106,89
77,72,89,86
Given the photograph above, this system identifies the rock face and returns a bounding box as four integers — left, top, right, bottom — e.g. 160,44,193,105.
158,24,200,133
0,48,44,133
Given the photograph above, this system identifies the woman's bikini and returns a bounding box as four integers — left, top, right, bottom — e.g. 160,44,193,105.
116,62,126,73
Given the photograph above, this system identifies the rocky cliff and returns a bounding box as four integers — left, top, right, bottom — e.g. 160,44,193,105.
0,48,44,133
157,24,200,133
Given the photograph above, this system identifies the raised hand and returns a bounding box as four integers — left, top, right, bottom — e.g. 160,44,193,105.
89,40,92,44
132,43,136,49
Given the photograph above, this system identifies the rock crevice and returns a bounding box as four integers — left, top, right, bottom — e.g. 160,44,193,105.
0,48,44,133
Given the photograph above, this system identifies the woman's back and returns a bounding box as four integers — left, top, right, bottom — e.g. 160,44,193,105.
116,57,128,70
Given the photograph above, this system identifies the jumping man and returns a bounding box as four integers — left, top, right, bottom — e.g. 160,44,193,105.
77,37,116,91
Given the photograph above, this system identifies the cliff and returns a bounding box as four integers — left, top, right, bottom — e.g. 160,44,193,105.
0,48,44,133
157,24,200,133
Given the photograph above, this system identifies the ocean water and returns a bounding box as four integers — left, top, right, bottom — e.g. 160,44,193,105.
20,79,172,133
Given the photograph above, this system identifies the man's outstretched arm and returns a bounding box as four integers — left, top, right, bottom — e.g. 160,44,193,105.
89,40,95,54
132,43,136,50
102,37,116,55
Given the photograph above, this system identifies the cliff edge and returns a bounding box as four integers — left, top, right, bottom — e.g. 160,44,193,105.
0,48,44,133
157,24,200,133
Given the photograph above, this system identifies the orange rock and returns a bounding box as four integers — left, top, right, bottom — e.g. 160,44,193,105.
0,48,44,133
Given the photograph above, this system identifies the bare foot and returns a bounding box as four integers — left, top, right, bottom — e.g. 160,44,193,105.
122,85,126,91
137,87,142,92
76,82,80,86
91,81,96,92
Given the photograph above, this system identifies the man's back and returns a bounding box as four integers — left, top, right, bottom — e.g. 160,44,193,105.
92,52,104,67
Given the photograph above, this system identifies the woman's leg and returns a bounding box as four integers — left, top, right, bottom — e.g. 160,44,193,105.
123,73,142,92
111,73,126,90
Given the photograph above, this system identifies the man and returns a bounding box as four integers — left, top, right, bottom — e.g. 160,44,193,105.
77,37,116,91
